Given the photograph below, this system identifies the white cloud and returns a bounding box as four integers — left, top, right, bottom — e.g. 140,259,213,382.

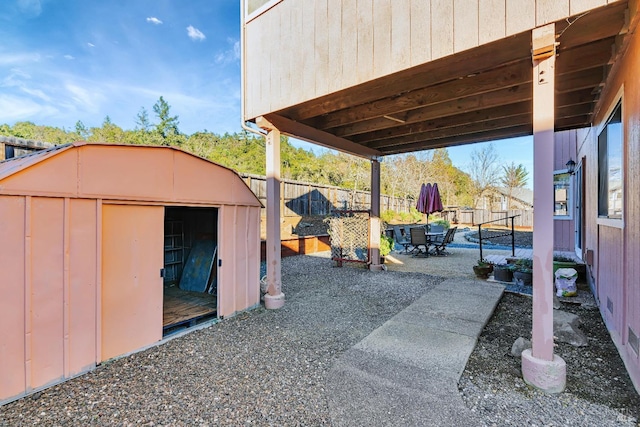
187,26,206,41
17,0,44,16
87,42,95,48
215,38,240,65
64,54,74,60
0,52,41,65
0,94,58,121
146,17,162,25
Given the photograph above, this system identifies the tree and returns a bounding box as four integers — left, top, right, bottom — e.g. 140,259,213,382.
500,162,529,209
152,96,181,146
468,143,501,208
75,121,89,140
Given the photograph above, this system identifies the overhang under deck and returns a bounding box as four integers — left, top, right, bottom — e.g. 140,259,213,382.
259,2,630,158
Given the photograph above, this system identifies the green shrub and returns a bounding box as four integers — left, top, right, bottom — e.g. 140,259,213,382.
398,211,412,222
380,234,394,256
381,210,396,223
409,207,423,223
431,218,450,229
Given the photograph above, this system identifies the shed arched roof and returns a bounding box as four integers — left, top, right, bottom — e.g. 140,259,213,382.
0,142,261,207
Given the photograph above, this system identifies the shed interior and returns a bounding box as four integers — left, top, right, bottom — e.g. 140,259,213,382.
163,206,219,335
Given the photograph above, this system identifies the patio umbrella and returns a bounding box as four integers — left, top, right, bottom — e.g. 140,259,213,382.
416,182,443,229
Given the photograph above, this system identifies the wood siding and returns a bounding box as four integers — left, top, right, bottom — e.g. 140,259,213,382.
577,18,640,388
243,0,613,120
553,130,577,251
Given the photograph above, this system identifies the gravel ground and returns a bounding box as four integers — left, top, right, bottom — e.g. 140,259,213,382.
0,254,440,426
460,292,640,426
2,244,639,426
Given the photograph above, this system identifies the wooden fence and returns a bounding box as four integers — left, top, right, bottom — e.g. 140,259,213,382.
240,174,414,217
239,174,533,227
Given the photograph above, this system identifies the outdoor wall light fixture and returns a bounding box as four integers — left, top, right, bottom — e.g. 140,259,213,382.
566,158,576,175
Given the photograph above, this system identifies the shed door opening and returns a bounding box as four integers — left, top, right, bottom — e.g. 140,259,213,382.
163,206,219,335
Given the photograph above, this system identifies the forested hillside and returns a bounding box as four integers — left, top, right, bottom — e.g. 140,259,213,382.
1,97,528,208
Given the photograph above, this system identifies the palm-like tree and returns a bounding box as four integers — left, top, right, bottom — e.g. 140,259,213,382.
500,163,529,209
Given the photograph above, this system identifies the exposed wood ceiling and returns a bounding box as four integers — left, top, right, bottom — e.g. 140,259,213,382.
263,2,630,158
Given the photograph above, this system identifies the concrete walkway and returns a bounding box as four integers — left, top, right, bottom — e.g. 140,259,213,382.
327,277,505,426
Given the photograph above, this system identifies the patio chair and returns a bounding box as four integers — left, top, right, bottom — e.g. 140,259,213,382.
429,224,445,233
409,226,429,257
430,227,457,256
393,225,412,254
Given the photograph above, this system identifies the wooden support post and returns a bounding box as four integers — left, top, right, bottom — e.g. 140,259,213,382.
369,159,382,271
257,116,285,309
522,23,566,393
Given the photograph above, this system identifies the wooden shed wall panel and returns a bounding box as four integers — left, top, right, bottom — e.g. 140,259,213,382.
479,0,506,44
101,204,163,362
247,206,261,307
0,196,26,402
234,206,250,311
391,0,411,69
454,0,479,52
289,2,304,105
410,0,431,66
554,219,574,251
431,0,454,60
30,197,65,389
68,199,97,375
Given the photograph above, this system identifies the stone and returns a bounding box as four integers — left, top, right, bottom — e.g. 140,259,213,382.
553,293,561,309
553,309,587,347
511,337,531,357
555,323,588,347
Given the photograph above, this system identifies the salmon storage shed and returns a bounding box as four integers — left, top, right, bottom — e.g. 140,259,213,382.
0,142,262,404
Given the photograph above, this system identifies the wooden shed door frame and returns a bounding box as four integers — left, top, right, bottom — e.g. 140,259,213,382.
101,204,164,361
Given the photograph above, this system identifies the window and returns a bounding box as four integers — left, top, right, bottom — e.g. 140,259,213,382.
598,102,623,219
554,172,571,218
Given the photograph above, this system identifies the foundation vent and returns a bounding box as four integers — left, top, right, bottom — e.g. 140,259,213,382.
629,327,639,356
607,297,614,314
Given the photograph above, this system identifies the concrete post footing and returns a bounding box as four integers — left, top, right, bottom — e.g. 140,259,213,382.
264,292,285,309
369,263,384,271
521,348,566,393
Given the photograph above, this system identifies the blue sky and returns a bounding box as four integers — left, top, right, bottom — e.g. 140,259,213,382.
1,0,533,187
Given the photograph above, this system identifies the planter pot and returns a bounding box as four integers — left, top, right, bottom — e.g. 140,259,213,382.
473,265,493,279
513,270,533,286
494,267,514,283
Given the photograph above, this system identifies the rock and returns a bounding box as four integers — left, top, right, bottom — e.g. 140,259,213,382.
553,293,561,309
555,323,588,347
553,309,588,347
554,309,581,328
511,337,531,357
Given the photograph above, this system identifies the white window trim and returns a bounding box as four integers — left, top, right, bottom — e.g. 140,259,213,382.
553,169,572,220
596,93,624,224
245,0,283,23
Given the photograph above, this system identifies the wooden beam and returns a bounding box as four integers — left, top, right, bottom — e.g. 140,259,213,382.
556,67,605,93
333,84,531,137
556,37,615,75
367,113,531,149
314,60,532,130
262,113,382,159
358,101,531,145
378,125,532,155
555,1,627,49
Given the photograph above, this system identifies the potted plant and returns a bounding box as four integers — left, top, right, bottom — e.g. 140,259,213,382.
379,234,394,263
513,258,533,286
473,259,493,279
493,263,515,282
